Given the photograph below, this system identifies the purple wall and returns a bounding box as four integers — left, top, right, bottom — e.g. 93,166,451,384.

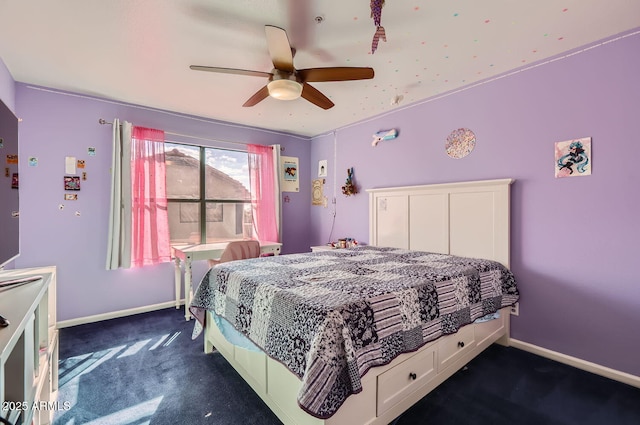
310,30,640,377
12,84,311,322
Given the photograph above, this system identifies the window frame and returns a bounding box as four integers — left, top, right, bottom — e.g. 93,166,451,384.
165,142,251,245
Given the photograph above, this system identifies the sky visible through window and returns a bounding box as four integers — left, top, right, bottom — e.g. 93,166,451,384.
165,142,250,191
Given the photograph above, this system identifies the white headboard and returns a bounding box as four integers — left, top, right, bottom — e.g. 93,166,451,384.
367,179,514,267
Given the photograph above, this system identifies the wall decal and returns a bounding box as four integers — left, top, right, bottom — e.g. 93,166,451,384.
64,175,81,190
65,156,76,174
390,94,404,106
28,157,38,166
372,129,398,147
555,137,591,178
88,147,96,156
445,128,476,159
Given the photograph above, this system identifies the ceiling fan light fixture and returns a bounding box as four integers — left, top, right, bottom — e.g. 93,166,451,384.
267,79,303,100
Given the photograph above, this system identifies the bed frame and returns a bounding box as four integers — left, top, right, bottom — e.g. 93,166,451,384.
203,178,515,424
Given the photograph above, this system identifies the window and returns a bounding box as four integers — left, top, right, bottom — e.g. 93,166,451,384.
165,143,253,245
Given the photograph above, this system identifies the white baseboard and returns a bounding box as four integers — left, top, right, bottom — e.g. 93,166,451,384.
510,338,640,389
56,300,183,328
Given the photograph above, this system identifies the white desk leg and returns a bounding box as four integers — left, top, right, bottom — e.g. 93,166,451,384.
174,257,181,309
184,257,192,321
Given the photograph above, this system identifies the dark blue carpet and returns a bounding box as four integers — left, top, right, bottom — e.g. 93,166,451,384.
53,308,640,425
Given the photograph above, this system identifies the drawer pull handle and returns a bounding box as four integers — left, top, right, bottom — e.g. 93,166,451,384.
409,372,417,380
457,341,465,348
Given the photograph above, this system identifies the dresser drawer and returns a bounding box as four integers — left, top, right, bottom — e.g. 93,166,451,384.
377,345,437,416
437,324,476,372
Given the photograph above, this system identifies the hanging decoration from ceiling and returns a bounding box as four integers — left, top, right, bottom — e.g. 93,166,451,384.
445,128,476,159
370,0,387,54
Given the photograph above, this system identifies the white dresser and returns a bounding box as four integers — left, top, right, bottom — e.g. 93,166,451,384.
0,266,58,425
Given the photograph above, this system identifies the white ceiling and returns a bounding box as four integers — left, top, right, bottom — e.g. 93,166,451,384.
1,1,638,137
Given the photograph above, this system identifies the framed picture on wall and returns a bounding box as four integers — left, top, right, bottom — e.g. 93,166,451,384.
281,156,299,192
555,137,591,178
318,160,328,177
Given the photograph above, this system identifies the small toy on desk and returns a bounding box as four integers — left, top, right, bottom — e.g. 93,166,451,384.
372,129,398,147
330,238,359,248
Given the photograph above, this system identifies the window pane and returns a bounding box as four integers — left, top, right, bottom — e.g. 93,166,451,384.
166,143,200,199
168,202,200,244
205,202,254,243
204,148,251,201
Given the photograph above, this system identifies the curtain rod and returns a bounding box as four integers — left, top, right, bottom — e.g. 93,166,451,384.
98,118,277,149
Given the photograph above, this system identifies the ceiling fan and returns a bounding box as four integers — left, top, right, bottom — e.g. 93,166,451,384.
190,25,375,110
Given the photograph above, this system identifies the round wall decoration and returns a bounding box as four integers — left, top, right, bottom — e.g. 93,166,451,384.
445,128,476,159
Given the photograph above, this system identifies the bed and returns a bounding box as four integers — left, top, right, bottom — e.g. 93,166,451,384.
190,179,518,425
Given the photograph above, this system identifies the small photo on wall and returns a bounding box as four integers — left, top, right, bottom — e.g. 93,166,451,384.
64,175,81,190
318,160,328,177
555,137,591,178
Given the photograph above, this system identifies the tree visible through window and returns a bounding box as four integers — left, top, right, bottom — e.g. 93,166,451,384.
165,143,253,245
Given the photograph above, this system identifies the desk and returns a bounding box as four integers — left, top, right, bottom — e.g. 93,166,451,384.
172,241,281,320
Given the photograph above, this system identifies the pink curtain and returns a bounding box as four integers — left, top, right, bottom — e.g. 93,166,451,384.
248,144,279,242
130,126,171,267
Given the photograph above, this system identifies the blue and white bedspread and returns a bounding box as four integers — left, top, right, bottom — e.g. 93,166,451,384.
190,246,519,419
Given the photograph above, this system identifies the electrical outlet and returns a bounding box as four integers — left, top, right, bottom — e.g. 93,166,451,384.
510,302,519,316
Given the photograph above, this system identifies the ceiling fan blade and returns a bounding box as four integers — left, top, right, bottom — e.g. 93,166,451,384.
298,67,375,82
301,83,334,110
190,65,272,78
265,25,294,72
242,85,270,107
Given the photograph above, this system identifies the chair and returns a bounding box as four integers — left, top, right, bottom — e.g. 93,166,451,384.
207,240,261,268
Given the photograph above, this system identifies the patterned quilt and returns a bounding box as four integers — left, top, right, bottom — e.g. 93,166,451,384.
190,246,519,419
